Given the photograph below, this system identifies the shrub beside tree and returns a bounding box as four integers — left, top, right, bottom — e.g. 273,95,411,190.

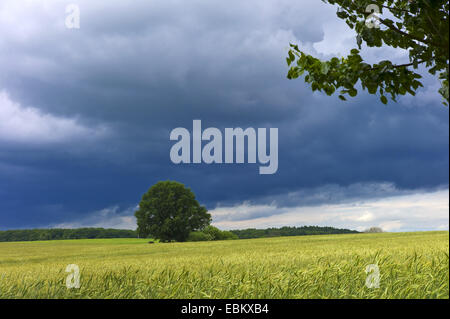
187,226,238,242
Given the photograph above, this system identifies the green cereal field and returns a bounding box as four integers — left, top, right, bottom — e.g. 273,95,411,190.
0,231,448,299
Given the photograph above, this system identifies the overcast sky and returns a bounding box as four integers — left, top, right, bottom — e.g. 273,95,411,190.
0,0,448,232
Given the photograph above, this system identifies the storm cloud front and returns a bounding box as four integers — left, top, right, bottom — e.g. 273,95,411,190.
0,0,448,232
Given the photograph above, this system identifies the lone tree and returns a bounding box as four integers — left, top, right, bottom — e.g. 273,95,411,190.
364,227,384,233
286,0,449,105
135,181,211,242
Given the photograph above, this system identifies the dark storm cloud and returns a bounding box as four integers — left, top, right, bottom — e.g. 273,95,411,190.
0,0,447,229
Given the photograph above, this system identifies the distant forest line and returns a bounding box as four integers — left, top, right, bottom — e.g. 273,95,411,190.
0,226,359,242
231,226,359,239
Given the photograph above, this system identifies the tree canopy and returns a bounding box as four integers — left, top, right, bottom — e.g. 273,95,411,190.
286,0,449,105
135,181,211,242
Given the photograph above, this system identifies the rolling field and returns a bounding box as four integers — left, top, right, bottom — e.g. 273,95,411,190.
0,231,448,299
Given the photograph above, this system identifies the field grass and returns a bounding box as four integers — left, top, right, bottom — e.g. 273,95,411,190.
0,231,448,299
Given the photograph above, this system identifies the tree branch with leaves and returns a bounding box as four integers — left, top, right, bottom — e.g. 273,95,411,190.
286,0,449,105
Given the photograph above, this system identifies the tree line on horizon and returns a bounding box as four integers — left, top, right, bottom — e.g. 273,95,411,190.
0,225,359,242
230,226,359,239
0,228,137,242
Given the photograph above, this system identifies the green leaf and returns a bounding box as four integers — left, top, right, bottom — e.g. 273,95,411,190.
356,35,362,50
288,51,295,64
320,62,330,75
349,88,357,97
